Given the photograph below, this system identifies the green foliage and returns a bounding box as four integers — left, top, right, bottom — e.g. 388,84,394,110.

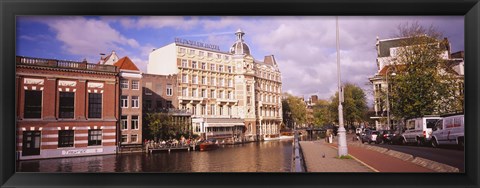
389,22,464,121
312,99,332,127
145,113,190,141
336,155,353,159
329,83,369,127
282,94,307,128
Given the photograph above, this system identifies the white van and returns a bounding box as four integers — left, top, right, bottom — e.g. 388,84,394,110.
401,116,442,146
431,114,464,148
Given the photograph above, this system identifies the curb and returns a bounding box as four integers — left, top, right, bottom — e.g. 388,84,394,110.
348,142,459,172
329,145,379,172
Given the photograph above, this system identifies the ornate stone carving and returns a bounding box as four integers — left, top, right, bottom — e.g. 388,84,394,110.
24,78,44,85
88,82,104,88
58,80,77,87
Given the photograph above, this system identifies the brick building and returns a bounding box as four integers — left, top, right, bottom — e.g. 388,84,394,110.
16,56,119,160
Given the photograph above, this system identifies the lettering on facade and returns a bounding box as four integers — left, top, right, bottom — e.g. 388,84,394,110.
175,38,221,51
24,78,44,85
87,82,104,88
61,148,103,155
58,80,77,87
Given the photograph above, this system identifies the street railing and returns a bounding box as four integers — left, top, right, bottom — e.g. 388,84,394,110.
291,131,306,172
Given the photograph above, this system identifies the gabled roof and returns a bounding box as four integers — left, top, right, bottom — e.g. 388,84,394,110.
113,56,140,71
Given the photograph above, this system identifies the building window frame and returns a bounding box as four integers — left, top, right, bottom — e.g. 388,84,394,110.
121,115,128,130
120,95,128,108
120,79,129,89
59,92,75,119
131,80,139,90
88,129,102,146
131,115,139,130
24,90,42,119
131,96,139,108
88,93,102,119
58,130,74,148
166,84,173,96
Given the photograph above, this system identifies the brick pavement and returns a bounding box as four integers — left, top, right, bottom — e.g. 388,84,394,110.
299,141,374,172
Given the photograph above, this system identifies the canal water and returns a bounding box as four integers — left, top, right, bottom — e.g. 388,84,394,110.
17,140,293,172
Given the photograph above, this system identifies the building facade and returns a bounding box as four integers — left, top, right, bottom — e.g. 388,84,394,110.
369,36,464,131
16,56,119,160
148,29,283,142
112,56,143,147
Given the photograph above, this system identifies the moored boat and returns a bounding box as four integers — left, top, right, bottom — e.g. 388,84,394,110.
199,141,219,151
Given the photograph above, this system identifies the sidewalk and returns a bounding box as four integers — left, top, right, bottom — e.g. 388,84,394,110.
299,141,374,172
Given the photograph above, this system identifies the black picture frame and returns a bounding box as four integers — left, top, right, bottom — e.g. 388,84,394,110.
1,0,479,188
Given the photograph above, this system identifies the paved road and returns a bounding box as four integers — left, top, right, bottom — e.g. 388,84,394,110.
373,144,464,172
346,133,464,172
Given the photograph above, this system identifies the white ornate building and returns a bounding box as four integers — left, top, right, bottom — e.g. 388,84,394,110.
148,29,283,142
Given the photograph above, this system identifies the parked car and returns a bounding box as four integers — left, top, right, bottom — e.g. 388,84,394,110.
377,130,396,144
431,114,464,148
401,116,442,146
360,129,379,144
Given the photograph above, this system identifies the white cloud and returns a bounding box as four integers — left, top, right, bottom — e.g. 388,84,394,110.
45,17,139,57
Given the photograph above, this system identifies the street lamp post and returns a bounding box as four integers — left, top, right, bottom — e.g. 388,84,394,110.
336,16,348,157
385,67,396,131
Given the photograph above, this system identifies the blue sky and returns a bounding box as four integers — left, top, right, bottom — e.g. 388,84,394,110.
16,16,464,106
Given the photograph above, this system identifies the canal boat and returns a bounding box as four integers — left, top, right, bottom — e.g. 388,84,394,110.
263,134,280,141
199,139,219,151
279,132,294,140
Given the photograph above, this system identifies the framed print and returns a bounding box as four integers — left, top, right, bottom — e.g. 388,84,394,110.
1,0,479,188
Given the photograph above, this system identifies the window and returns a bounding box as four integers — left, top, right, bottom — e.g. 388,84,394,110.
192,88,198,97
131,116,139,130
121,135,127,143
207,52,213,58
88,129,102,146
131,80,139,90
121,96,128,108
166,84,173,96
121,116,128,130
156,100,162,109
58,130,74,148
131,135,138,143
219,65,224,72
131,96,139,108
228,106,232,116
201,105,206,115
192,105,197,115
202,76,206,85
88,93,102,118
192,61,197,69
228,91,232,99
199,51,204,56
179,48,186,53
182,74,188,83
145,99,152,109
59,92,74,119
145,82,152,95
210,64,215,71
24,90,42,118
201,89,206,98
228,79,233,87
219,105,223,115
228,66,232,73
216,54,221,59
182,59,188,67
219,90,224,99
211,77,216,86
201,62,206,70
247,96,251,105
210,89,216,98
120,79,128,89
247,85,251,92
219,78,224,86
193,75,198,84
189,49,195,55
224,55,229,60
182,87,188,97
210,104,215,115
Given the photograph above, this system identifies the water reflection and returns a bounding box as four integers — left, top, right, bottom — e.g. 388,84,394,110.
17,140,293,172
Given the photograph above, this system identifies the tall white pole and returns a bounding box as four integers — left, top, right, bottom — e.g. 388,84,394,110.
336,16,348,156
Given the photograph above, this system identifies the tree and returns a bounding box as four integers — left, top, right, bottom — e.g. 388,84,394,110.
282,93,307,128
311,99,333,128
145,113,174,141
389,22,463,122
328,83,369,128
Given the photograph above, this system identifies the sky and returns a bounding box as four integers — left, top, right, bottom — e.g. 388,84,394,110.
16,16,464,107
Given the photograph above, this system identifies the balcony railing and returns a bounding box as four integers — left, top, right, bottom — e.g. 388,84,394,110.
16,56,118,73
